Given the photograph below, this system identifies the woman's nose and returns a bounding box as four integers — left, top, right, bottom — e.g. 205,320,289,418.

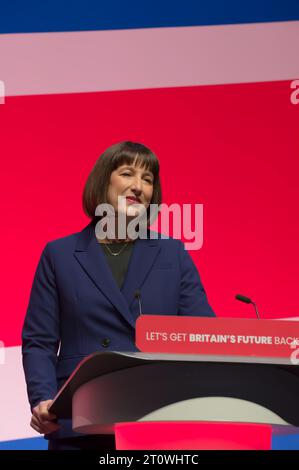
130,176,142,192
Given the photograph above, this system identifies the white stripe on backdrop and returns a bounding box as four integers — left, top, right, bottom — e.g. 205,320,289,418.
0,346,36,441
0,21,298,97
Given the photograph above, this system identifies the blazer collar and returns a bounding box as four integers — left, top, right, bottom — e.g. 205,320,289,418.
73,222,160,328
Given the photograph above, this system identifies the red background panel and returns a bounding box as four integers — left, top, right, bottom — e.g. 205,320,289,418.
115,421,272,450
0,81,298,346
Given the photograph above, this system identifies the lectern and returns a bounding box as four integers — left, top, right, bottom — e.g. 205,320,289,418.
50,317,299,449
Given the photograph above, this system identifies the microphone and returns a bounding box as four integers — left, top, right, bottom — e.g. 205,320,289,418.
235,294,260,319
134,290,143,316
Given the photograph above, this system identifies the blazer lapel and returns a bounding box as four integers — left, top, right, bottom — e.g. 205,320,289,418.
73,223,136,328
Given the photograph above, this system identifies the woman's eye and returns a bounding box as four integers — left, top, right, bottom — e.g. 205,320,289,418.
121,172,131,176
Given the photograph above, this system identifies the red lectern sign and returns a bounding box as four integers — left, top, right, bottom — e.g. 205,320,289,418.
135,316,299,359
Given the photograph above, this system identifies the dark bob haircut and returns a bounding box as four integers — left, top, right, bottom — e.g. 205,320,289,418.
83,141,162,222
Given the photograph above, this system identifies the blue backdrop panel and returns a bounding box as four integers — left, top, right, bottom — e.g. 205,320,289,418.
0,0,299,34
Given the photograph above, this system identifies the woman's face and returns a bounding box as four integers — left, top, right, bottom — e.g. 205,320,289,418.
107,161,154,217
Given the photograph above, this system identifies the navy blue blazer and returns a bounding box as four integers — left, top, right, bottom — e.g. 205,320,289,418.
22,222,215,439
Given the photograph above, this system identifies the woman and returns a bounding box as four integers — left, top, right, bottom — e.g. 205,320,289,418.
22,141,215,450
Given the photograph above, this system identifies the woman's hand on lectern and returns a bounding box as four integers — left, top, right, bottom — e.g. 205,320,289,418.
30,399,61,434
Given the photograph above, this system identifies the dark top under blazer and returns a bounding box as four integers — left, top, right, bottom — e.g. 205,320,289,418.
22,222,215,439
